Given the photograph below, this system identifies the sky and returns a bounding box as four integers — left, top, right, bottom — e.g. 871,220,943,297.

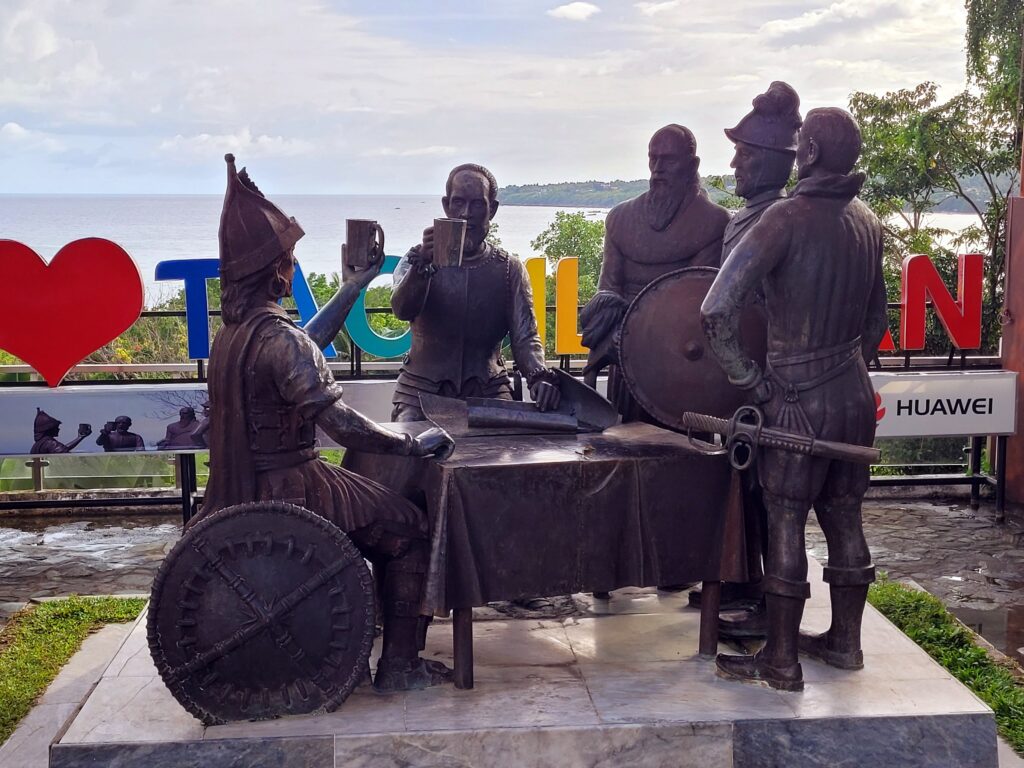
0,0,970,194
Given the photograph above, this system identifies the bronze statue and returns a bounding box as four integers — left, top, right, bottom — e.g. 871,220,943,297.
96,415,144,452
390,163,560,421
716,82,802,640
701,108,888,691
198,154,455,693
156,407,201,449
191,401,211,448
581,125,730,421
31,409,91,454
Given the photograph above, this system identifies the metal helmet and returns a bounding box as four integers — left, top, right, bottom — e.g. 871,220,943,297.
34,408,60,435
724,81,802,153
218,154,305,282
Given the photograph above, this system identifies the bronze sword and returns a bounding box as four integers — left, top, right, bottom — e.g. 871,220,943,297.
681,405,880,471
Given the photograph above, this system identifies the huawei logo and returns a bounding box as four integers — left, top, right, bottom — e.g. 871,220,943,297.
875,391,886,423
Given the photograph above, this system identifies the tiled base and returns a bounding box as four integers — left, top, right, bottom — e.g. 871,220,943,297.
51,562,998,768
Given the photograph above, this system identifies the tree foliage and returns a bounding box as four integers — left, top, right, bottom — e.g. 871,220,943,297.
965,0,1024,137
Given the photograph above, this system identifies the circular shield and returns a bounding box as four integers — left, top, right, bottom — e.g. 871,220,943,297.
148,502,375,724
619,266,767,429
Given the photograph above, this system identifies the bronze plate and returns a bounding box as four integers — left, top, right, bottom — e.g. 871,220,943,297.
618,266,767,428
148,501,375,724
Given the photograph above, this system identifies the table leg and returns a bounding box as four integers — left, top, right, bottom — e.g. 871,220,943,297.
698,580,721,658
453,607,474,689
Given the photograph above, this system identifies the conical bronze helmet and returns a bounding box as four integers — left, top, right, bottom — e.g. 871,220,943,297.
34,408,60,435
724,81,802,153
218,154,305,282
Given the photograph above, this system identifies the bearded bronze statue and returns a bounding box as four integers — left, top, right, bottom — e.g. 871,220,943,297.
581,125,730,421
702,108,888,691
199,154,454,693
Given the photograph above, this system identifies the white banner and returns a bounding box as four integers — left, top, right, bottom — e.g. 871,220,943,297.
871,370,1017,438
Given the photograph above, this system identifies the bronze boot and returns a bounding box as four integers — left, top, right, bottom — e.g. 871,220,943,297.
799,584,869,670
716,593,804,692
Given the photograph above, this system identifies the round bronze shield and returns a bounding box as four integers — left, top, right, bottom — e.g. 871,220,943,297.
148,501,375,724
619,266,767,429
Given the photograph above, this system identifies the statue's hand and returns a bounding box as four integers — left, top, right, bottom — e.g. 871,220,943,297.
342,247,384,289
78,424,92,437
412,426,455,460
530,379,561,412
751,377,772,405
417,227,435,266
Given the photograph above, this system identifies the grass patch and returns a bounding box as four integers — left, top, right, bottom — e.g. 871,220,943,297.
869,578,1024,754
0,596,146,745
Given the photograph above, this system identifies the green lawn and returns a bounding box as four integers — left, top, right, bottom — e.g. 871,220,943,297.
0,596,146,744
869,578,1024,754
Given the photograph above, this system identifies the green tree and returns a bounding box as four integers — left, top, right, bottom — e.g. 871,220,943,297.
965,0,1024,150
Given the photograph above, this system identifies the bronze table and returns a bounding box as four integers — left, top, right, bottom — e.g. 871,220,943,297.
344,421,735,688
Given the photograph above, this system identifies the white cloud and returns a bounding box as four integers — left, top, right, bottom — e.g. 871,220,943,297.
635,1,680,16
0,121,65,153
159,128,313,159
547,3,601,21
363,145,458,158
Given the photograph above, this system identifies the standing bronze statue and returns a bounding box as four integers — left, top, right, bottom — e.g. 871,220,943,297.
581,124,730,421
702,108,888,691
31,409,91,454
715,82,802,639
390,163,559,421
198,154,454,693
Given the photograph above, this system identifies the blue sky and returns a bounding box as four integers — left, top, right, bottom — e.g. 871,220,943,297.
0,0,969,194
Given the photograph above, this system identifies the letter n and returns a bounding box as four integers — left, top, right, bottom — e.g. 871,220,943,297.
899,253,983,350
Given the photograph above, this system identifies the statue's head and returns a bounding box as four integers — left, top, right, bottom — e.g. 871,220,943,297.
218,154,305,323
180,407,196,422
796,108,862,180
34,408,61,439
725,82,801,199
648,125,699,197
442,164,499,257
114,415,132,432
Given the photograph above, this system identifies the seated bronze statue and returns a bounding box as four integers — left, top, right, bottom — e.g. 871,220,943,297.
390,163,560,420
197,154,455,693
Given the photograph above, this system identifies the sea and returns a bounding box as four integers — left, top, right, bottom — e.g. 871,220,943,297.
0,195,977,307
0,195,607,305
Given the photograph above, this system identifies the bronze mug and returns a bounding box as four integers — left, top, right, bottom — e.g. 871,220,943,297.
343,219,385,271
433,218,466,268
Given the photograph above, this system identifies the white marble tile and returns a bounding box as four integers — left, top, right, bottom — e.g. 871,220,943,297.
581,659,796,723
206,687,408,740
103,612,151,678
60,676,202,744
404,666,600,732
423,620,575,667
0,702,78,768
784,675,991,719
563,612,703,663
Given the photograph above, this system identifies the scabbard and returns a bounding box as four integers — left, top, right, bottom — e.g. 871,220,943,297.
759,427,879,464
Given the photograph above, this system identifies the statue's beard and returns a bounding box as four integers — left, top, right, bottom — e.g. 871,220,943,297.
646,183,687,232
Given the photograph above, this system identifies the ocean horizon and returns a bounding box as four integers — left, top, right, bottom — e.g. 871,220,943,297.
1,194,976,307
0,194,609,305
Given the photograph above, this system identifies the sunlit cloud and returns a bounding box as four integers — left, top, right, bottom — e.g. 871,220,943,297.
158,128,313,159
634,1,680,16
547,3,601,21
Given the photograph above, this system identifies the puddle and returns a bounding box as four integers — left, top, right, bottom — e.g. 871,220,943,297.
949,605,1024,666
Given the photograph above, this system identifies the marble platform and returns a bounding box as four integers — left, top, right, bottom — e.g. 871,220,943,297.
50,561,998,768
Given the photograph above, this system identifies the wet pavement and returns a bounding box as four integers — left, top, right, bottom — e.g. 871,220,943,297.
0,498,1021,664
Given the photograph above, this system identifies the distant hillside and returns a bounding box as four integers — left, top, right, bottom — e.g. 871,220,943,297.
498,177,742,209
500,173,1014,214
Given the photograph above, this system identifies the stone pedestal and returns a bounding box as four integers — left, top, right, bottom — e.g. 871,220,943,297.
50,561,998,768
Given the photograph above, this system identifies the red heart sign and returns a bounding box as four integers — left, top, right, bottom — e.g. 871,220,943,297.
0,239,144,386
